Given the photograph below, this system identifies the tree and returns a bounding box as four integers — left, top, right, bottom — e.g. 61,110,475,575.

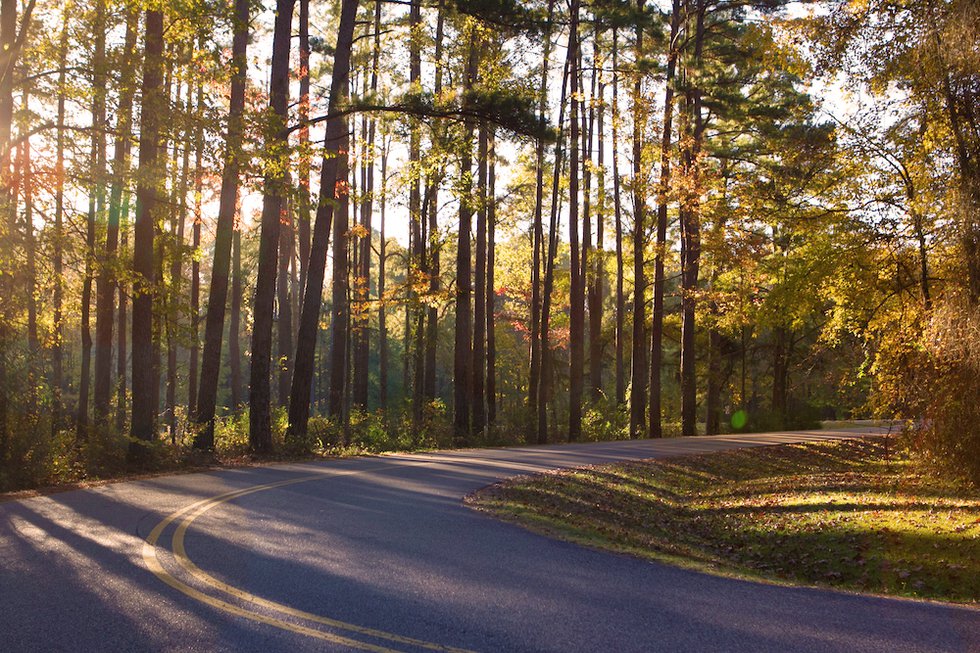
194,0,250,450
130,9,166,459
249,0,295,453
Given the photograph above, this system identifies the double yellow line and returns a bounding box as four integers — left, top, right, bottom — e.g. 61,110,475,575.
142,463,476,652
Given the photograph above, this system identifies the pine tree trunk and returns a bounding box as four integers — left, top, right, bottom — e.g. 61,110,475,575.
52,9,69,433
229,228,242,410
94,10,137,424
193,0,247,449
538,53,571,445
287,0,358,439
297,0,311,297
423,2,446,405
486,132,497,427
529,0,556,421
568,0,584,442
472,124,488,434
19,92,38,408
453,29,480,444
378,145,389,411
79,0,107,440
354,4,381,411
611,27,625,407
188,79,204,417
588,34,605,403
116,195,129,433
679,0,705,437
649,0,680,438
249,0,295,453
130,9,166,459
276,172,294,408
628,0,648,439
167,79,192,442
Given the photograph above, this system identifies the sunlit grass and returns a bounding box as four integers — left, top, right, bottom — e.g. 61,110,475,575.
468,438,980,604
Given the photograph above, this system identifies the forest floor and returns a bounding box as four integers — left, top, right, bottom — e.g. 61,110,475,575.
467,437,980,604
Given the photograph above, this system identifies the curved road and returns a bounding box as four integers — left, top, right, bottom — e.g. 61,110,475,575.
1,428,976,652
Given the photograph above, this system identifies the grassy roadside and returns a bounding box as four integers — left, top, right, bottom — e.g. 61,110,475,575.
466,437,980,604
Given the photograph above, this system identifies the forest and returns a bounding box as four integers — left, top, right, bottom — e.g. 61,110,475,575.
0,0,977,491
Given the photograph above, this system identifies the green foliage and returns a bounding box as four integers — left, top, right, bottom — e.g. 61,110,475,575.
581,397,628,442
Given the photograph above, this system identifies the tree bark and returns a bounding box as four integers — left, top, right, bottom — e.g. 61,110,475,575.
628,0,647,439
249,0,295,453
538,51,571,445
378,143,389,411
568,0,584,442
167,78,192,442
52,8,69,432
79,0,108,439
679,0,705,437
486,132,497,427
188,79,204,416
472,124,488,434
129,9,166,459
588,34,605,403
297,0,311,297
530,0,556,421
423,1,446,405
611,27,625,407
649,0,680,438
453,28,480,444
287,0,358,439
193,0,249,448
94,9,137,424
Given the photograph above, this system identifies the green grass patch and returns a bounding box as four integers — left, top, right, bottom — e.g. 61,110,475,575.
467,437,980,604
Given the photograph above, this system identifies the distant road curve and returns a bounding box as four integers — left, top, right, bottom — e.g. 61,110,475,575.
2,425,977,652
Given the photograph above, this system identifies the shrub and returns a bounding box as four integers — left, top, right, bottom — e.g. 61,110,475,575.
873,300,980,484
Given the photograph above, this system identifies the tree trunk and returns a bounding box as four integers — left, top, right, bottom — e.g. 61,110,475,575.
287,0,358,439
19,92,38,406
276,172,294,408
538,51,571,445
423,1,446,405
188,79,204,416
229,228,242,410
193,0,249,448
611,27,625,407
297,0,311,297
52,8,69,433
588,34,605,403
679,0,705,437
486,132,497,427
94,10,137,425
354,1,381,411
649,0,680,438
453,28,480,444
530,0,556,420
130,9,166,459
629,0,647,439
378,144,389,411
568,0,584,442
167,79,192,442
472,124,488,434
79,0,107,439
116,194,129,433
249,0,295,453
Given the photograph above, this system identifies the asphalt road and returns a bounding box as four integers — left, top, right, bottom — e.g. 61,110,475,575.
1,427,977,652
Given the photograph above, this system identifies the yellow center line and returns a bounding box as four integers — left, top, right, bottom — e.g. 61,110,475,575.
143,462,478,652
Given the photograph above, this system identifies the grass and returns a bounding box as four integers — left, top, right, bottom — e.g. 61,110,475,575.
466,437,980,604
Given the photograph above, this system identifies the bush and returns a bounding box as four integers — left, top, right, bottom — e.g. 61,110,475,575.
873,300,980,484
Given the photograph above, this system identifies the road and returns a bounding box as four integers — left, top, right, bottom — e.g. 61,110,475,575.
1,427,976,652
